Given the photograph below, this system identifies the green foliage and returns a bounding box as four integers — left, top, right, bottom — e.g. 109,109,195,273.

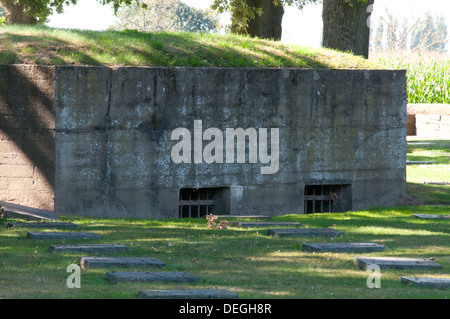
375,52,450,104
0,0,148,24
109,0,218,33
210,0,317,34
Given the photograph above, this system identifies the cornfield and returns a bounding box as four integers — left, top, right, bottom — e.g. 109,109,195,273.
371,51,450,104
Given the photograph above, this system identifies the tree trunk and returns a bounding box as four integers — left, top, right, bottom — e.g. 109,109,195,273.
232,0,284,40
1,0,38,24
322,0,374,58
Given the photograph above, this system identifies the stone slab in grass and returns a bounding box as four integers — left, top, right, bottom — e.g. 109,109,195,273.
49,244,128,254
302,242,385,253
230,221,301,228
406,160,437,165
80,257,166,269
138,289,239,299
401,277,450,289
413,214,450,219
27,231,101,240
211,215,271,220
267,228,344,238
0,200,59,221
354,257,443,270
105,271,200,284
9,222,78,229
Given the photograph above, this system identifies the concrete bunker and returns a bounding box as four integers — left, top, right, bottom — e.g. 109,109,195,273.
0,65,407,218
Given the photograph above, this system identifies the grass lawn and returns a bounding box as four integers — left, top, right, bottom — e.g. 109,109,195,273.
0,25,382,69
0,139,448,299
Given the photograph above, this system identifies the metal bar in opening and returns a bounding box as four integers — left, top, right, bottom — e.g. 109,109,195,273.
179,200,215,206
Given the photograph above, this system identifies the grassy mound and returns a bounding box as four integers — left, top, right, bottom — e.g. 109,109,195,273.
0,25,383,69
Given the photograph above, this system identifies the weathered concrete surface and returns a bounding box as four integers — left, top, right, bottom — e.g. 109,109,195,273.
138,289,239,299
105,271,200,284
229,221,301,228
401,276,450,289
407,104,450,138
49,244,128,253
302,242,385,253
27,231,101,240
80,256,166,269
267,228,344,238
0,65,407,218
0,65,55,211
55,67,407,218
354,257,443,270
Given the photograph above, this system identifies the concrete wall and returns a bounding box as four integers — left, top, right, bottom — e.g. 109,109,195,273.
407,104,450,138
0,65,55,211
54,66,407,218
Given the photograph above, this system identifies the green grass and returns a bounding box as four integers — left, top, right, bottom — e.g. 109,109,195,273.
372,51,450,104
0,25,382,69
0,206,448,299
406,138,450,205
0,139,448,299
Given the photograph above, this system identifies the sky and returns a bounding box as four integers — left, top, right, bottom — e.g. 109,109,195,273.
46,0,450,51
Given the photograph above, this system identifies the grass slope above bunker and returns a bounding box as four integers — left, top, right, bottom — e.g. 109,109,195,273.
0,25,384,69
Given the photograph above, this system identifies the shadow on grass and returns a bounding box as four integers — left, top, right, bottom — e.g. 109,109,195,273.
0,26,328,68
406,183,450,205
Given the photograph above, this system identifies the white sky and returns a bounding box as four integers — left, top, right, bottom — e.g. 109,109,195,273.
47,0,450,51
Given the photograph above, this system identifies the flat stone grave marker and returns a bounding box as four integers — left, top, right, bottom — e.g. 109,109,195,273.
401,277,450,289
302,242,385,253
80,257,166,269
406,160,437,165
27,231,101,240
49,244,128,254
230,221,301,228
413,214,450,219
8,221,78,229
212,215,271,220
138,289,239,299
267,228,344,238
422,181,450,185
105,271,200,284
354,257,443,270
0,200,59,221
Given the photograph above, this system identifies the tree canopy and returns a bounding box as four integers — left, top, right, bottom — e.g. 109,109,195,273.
0,0,143,24
109,0,218,33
